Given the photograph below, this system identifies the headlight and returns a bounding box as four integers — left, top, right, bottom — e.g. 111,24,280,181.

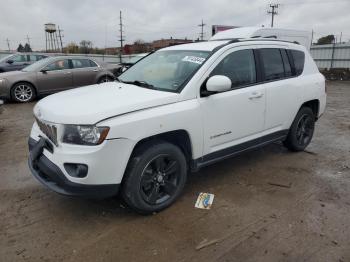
62,125,110,145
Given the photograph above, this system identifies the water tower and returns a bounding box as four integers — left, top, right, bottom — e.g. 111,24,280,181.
45,23,62,53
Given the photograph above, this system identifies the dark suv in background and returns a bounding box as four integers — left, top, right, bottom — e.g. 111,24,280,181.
0,53,48,73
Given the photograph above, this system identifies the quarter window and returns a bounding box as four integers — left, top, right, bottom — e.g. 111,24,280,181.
211,49,256,89
290,50,305,76
89,60,98,67
260,48,285,81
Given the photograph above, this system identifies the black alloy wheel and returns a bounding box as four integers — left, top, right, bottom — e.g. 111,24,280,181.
140,154,180,205
121,141,187,214
283,107,315,151
295,113,314,147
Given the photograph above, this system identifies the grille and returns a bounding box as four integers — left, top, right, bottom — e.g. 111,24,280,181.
36,118,58,146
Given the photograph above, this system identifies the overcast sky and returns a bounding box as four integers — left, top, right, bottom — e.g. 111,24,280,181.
0,0,349,51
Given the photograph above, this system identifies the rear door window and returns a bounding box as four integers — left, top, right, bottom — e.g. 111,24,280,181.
28,55,38,62
290,50,305,76
72,59,93,69
260,48,285,81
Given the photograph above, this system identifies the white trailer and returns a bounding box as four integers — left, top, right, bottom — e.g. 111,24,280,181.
210,27,312,50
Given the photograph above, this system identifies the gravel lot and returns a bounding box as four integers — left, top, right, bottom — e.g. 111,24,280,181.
0,81,349,262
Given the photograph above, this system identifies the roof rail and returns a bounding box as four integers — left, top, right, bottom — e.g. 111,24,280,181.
212,38,300,45
210,38,300,55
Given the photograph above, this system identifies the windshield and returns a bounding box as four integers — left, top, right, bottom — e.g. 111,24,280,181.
118,50,210,92
22,57,53,72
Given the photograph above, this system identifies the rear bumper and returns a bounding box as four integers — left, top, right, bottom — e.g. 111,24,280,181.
28,137,120,198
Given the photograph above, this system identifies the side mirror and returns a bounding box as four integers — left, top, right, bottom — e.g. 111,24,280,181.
6,59,14,64
40,69,47,74
206,75,232,93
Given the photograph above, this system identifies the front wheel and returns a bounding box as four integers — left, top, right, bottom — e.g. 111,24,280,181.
11,82,36,103
283,107,315,151
97,75,114,84
121,141,187,214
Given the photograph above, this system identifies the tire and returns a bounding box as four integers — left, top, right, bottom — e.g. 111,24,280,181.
97,75,114,84
121,140,188,214
11,82,36,103
283,107,315,152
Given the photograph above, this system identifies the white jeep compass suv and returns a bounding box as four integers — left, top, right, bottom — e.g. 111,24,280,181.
28,38,326,214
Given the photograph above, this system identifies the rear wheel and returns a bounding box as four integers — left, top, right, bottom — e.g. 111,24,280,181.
283,107,315,151
11,82,36,103
122,141,187,214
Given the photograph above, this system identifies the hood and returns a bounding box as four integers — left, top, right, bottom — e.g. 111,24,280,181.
34,82,179,124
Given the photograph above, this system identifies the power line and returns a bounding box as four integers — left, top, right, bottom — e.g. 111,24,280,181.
267,4,279,28
198,19,206,41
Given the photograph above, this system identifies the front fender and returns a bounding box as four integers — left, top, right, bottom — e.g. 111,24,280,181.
99,99,204,159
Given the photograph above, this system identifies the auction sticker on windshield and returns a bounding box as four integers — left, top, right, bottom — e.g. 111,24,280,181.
182,56,206,64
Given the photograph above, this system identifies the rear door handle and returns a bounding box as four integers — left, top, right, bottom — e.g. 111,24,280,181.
249,91,263,100
64,72,72,74
92,69,98,72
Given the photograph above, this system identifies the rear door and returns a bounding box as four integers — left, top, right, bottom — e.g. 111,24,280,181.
258,47,301,132
36,59,73,93
71,59,100,87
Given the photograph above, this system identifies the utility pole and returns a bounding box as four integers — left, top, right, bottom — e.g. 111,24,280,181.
339,32,343,44
58,26,64,53
267,4,279,27
198,19,206,41
118,10,125,63
310,29,314,47
26,35,31,46
5,38,10,51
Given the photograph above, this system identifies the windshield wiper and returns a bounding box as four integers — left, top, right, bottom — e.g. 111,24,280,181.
123,80,155,89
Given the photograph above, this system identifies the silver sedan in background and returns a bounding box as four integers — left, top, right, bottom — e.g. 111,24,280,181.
0,56,117,103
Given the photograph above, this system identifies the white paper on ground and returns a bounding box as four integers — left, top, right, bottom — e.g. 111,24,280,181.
195,193,215,209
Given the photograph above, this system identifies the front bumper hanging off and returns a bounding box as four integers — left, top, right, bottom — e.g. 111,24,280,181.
28,137,120,199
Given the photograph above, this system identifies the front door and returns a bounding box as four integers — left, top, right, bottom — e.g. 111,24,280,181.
200,48,266,157
6,54,29,71
37,59,73,93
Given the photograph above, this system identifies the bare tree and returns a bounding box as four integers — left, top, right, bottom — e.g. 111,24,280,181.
79,40,93,54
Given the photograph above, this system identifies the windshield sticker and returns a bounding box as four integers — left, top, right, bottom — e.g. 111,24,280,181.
182,56,206,64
